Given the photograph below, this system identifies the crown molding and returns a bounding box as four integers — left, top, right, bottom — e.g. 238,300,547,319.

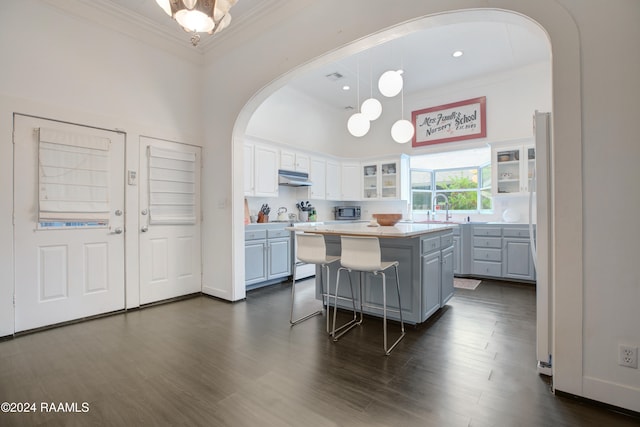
200,0,291,55
42,0,205,64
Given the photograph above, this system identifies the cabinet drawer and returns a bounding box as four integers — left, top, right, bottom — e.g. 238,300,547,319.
473,248,502,262
472,261,502,277
421,236,441,254
503,228,530,238
267,229,290,239
473,227,501,237
473,237,502,249
245,230,267,241
440,233,454,248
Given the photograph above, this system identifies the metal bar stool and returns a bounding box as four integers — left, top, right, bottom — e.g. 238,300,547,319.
290,233,359,335
332,235,406,355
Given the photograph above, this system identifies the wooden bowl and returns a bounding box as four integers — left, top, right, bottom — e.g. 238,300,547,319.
373,213,402,226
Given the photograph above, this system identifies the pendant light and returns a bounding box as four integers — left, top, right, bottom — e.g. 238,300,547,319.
378,69,403,98
391,71,414,144
361,62,382,121
347,60,370,137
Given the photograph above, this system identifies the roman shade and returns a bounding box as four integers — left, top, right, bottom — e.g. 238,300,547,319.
38,128,111,222
147,146,197,225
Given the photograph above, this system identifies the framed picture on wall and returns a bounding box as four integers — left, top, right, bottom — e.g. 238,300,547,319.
412,96,486,147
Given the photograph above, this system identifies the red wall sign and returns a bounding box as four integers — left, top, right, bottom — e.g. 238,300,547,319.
412,96,487,147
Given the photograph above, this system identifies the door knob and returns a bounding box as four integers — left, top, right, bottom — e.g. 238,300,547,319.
141,226,148,232
114,227,123,234
115,210,123,216
141,209,148,215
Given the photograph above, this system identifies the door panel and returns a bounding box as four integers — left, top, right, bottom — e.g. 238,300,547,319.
139,137,201,304
14,115,125,332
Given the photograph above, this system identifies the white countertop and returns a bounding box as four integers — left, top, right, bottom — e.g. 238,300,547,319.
287,222,457,238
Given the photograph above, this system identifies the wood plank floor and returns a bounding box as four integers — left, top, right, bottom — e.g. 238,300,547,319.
1,279,638,426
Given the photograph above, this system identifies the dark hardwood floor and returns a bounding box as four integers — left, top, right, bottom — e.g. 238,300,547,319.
1,279,638,426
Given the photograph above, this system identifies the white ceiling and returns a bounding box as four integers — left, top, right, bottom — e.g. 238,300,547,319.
101,1,550,110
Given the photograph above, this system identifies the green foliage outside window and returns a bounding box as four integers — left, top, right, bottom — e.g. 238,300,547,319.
411,165,493,212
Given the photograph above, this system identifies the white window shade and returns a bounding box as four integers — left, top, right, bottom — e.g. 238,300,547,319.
148,146,197,225
38,128,111,221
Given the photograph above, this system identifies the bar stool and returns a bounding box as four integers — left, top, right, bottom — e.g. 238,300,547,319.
290,233,359,335
332,235,405,355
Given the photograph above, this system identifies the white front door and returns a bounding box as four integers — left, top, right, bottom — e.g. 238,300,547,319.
13,115,126,332
139,137,201,304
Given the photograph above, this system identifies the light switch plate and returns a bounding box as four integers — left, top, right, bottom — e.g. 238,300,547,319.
128,170,137,186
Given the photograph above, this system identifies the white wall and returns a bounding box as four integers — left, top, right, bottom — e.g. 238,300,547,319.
0,0,203,335
246,86,345,154
572,0,640,411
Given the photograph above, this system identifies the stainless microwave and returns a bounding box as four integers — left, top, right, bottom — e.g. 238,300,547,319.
334,206,361,220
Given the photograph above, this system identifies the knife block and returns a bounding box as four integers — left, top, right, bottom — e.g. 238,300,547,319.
257,212,268,223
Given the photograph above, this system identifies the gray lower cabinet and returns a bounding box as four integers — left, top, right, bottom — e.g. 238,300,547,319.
441,245,454,305
268,237,292,278
453,235,461,275
502,228,535,281
245,226,292,289
465,224,536,282
472,226,503,277
421,250,441,320
245,240,267,284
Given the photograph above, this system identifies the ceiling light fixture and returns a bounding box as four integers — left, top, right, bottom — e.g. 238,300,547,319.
361,61,382,121
378,69,403,97
452,50,464,58
391,71,414,144
155,0,237,46
347,60,370,137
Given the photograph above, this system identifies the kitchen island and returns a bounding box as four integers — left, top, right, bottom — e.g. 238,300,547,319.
293,222,457,325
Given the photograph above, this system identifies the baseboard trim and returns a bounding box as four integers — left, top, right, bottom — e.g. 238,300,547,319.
556,385,640,420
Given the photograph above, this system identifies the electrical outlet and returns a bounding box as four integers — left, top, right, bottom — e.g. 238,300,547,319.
618,345,638,368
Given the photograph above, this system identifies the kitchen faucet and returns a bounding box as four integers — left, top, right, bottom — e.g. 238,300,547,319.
433,194,452,221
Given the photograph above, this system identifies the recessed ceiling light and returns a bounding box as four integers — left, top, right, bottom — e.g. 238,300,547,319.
342,85,350,91
452,50,463,58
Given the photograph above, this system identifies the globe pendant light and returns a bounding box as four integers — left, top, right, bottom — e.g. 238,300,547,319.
391,73,414,144
347,113,370,137
361,98,382,121
347,60,370,137
391,119,414,143
378,70,403,97
360,64,382,121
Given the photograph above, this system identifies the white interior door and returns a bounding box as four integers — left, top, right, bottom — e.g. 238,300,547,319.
139,137,201,304
13,115,126,332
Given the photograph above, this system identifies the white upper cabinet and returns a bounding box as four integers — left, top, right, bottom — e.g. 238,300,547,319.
280,149,309,173
325,160,341,201
253,143,279,197
341,162,361,201
308,156,326,200
492,142,535,196
361,155,409,200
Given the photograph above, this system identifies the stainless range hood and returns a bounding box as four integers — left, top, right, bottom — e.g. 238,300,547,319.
278,169,312,187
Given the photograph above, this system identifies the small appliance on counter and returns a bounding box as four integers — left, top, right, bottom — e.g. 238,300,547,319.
334,205,361,220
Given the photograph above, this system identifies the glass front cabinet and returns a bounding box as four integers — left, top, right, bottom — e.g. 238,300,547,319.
361,155,409,200
492,143,535,196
